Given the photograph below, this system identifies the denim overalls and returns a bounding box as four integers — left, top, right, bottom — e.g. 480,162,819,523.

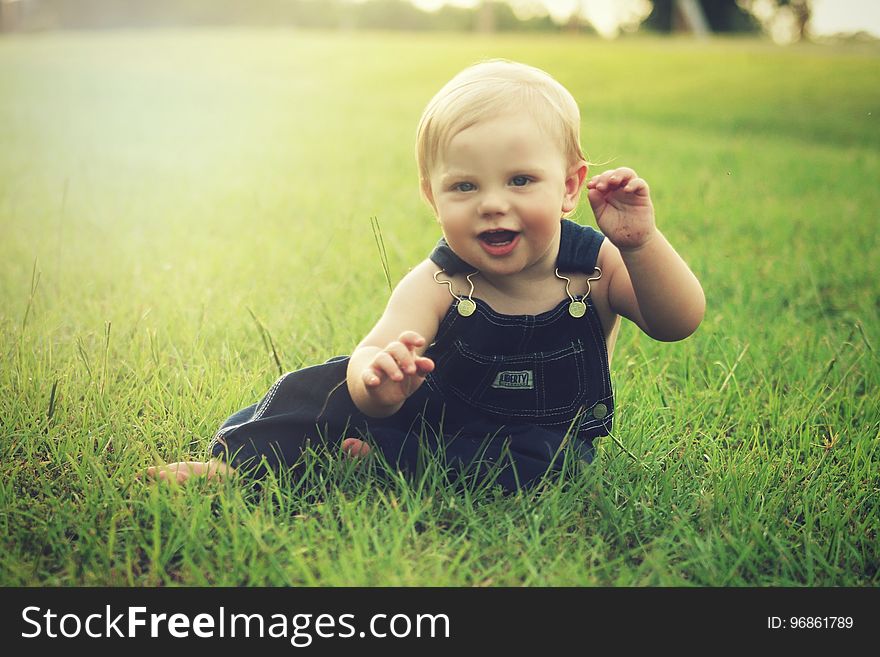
211,220,613,491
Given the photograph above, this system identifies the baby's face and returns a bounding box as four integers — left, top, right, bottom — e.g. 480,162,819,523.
426,113,582,279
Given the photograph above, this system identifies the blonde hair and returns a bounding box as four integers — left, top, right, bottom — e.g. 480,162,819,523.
416,60,585,192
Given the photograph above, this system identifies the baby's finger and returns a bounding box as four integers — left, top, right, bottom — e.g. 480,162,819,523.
385,340,417,374
623,177,650,195
587,187,607,217
593,167,637,190
607,169,637,190
610,166,637,181
592,174,618,191
414,356,435,376
373,351,405,381
397,331,426,351
362,367,384,387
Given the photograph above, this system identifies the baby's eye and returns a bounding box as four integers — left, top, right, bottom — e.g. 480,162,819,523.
452,182,476,192
510,176,532,187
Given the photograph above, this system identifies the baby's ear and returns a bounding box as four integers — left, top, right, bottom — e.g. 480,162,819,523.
562,162,588,213
571,162,588,187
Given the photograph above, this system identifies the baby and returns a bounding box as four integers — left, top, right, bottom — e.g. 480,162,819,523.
148,60,704,490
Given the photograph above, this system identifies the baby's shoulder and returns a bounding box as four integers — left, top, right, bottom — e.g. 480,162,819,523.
392,259,455,319
590,239,623,346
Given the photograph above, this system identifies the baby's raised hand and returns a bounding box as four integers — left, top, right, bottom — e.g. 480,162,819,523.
586,167,657,251
361,331,435,409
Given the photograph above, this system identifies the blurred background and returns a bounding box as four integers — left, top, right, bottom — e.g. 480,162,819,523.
1,0,878,45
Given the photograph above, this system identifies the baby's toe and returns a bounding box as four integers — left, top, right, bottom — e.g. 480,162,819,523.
341,438,371,458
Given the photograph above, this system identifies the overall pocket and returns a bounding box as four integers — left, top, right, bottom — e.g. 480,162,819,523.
434,338,592,423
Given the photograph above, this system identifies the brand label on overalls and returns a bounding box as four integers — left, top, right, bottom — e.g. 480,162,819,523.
491,370,534,390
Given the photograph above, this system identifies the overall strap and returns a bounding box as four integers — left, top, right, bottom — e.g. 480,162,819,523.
429,239,475,274
556,219,605,272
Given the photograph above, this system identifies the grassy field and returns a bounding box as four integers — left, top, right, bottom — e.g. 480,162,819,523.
0,29,878,586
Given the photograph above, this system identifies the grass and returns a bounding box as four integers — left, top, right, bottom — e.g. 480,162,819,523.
0,29,878,586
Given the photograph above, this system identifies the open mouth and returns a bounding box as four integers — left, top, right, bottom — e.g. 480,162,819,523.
478,229,519,246
477,229,520,256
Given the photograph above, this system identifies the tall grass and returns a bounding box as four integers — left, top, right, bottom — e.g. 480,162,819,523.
1,30,877,585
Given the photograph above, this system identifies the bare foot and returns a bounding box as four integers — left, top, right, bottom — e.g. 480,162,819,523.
341,438,371,459
145,460,233,484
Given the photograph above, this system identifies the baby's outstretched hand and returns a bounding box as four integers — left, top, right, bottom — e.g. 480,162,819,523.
587,167,657,251
361,331,435,409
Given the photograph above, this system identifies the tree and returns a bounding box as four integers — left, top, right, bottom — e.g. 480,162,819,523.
643,0,760,34
738,0,811,42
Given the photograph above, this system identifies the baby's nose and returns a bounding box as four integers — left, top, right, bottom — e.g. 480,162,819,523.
477,191,509,216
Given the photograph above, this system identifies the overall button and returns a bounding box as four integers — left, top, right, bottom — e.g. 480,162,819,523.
457,299,476,317
592,403,608,420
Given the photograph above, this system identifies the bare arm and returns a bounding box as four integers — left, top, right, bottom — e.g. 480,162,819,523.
588,167,705,342
346,259,449,417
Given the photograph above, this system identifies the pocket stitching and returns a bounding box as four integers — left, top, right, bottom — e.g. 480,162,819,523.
445,339,588,417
